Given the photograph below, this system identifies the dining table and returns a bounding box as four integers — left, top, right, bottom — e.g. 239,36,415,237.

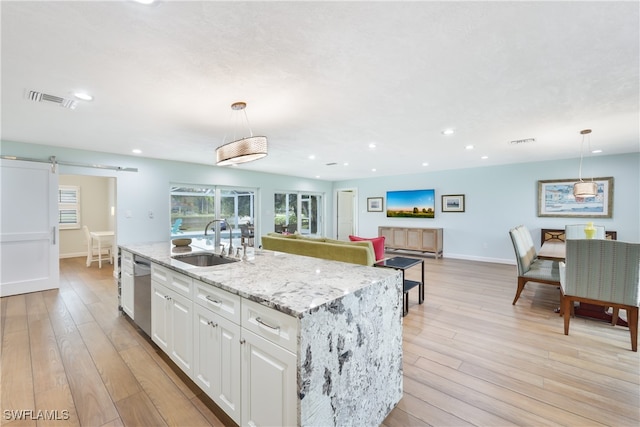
90,230,115,268
538,240,628,327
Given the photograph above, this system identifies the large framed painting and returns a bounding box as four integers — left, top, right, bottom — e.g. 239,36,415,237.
537,177,613,218
386,189,435,218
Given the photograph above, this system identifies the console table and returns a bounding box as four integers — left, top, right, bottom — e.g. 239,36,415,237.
378,226,443,258
375,256,424,316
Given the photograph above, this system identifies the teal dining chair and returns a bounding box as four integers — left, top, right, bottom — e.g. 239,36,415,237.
559,239,640,351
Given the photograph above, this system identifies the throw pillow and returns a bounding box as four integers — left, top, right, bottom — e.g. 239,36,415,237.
348,235,385,261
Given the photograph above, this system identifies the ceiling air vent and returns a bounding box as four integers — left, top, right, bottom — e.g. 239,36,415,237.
28,90,77,109
509,138,535,145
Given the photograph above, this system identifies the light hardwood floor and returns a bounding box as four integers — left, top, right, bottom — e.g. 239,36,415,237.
2,255,639,426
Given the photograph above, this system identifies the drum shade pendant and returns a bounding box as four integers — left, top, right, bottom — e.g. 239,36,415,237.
573,129,597,198
216,102,268,166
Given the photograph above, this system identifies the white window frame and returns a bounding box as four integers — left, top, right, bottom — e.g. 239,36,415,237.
59,185,80,229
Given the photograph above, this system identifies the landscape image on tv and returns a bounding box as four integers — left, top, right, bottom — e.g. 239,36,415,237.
386,189,435,218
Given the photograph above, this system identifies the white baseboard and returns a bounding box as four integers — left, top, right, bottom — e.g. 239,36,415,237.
59,252,87,259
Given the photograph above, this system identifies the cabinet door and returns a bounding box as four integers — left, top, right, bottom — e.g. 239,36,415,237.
121,269,135,319
421,229,436,251
193,305,241,424
406,228,422,250
168,290,193,375
391,228,406,248
151,281,170,352
241,329,296,427
378,227,392,247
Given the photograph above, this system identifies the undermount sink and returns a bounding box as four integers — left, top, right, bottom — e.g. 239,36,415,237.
172,252,240,267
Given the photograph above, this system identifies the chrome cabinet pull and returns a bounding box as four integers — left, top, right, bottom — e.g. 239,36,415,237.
255,317,280,332
207,320,218,328
240,339,246,344
205,295,222,305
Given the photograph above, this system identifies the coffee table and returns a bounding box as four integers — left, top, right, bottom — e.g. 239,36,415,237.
375,256,424,316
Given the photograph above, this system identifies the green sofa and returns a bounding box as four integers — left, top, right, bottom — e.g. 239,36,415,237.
261,233,376,266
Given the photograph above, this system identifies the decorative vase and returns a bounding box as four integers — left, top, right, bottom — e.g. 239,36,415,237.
584,222,596,239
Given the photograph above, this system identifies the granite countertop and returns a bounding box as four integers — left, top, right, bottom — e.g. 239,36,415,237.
120,240,400,318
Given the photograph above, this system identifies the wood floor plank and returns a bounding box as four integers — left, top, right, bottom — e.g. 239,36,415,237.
56,330,119,426
1,329,35,425
34,385,80,427
76,321,141,402
114,391,167,427
119,345,211,426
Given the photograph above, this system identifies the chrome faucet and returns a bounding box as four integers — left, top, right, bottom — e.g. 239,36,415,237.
227,225,233,256
204,219,224,236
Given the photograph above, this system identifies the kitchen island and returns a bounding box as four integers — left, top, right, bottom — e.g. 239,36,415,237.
119,240,403,427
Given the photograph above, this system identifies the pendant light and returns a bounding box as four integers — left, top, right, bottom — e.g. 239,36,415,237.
573,129,597,198
216,102,268,166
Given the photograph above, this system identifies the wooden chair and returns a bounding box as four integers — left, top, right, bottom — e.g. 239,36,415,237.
83,226,112,267
509,225,561,305
560,239,640,351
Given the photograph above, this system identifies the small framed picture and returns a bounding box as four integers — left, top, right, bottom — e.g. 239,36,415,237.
367,197,384,212
442,194,465,212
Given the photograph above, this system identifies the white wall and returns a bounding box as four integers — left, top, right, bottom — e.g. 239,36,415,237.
333,153,640,263
1,141,333,247
3,141,638,265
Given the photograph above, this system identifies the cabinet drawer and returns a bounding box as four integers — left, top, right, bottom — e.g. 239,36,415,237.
151,263,193,298
241,299,298,353
121,250,134,273
194,280,241,324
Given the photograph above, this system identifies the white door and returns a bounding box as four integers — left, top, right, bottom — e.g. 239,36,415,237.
336,190,355,240
1,159,59,296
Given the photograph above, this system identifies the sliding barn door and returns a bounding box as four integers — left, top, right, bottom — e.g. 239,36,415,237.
1,159,59,296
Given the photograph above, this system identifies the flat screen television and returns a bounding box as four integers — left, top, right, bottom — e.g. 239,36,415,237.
386,189,435,218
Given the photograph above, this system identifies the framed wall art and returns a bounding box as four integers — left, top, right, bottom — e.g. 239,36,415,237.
367,197,384,212
442,194,465,212
386,189,435,218
537,177,613,218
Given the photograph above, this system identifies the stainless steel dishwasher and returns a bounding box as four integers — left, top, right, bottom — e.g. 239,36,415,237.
133,255,151,336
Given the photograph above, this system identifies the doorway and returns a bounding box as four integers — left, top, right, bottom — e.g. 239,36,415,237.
336,189,357,240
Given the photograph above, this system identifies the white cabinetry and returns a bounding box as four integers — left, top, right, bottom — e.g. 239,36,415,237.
149,263,298,426
120,250,134,318
241,299,298,427
193,281,242,424
151,265,193,376
378,226,443,258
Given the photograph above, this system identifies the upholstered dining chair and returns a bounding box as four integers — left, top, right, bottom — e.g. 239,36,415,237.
509,225,561,305
559,239,640,351
565,223,605,240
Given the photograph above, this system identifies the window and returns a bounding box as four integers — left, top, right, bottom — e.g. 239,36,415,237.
170,184,257,248
59,185,80,229
274,192,323,236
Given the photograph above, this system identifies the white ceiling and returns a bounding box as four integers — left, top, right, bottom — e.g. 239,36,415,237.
2,1,638,181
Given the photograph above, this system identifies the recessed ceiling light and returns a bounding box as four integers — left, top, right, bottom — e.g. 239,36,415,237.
441,129,455,135
315,175,320,179
343,162,349,166
371,168,377,172
465,145,474,150
308,155,315,160
132,149,142,154
74,92,93,101
368,143,376,149
591,149,603,154
422,162,429,166
481,155,489,160
132,0,156,4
